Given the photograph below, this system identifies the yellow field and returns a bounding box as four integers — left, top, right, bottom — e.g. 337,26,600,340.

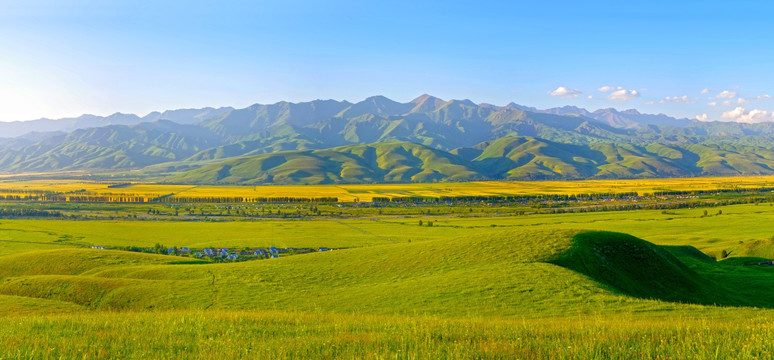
1,175,774,202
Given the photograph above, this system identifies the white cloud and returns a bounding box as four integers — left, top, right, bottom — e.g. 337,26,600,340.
607,88,640,101
695,113,708,121
700,88,710,94
737,98,749,104
587,95,593,99
659,95,693,104
644,101,656,105
721,107,745,119
717,90,737,98
707,101,718,106
721,107,774,123
596,85,642,101
722,100,733,106
742,109,773,123
548,86,582,98
755,95,773,101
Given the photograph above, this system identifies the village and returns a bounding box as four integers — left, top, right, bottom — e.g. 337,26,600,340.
90,244,334,262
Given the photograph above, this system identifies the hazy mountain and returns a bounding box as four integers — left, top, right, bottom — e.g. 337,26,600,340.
536,106,694,129
0,120,224,172
0,113,144,138
141,107,234,124
409,94,447,113
0,107,234,138
335,95,412,118
2,94,774,180
190,96,638,160
200,99,352,140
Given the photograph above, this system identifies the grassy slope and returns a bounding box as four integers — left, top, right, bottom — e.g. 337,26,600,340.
551,231,768,306
168,142,480,184
3,225,774,358
165,136,774,184
3,203,774,256
3,310,774,359
2,229,774,315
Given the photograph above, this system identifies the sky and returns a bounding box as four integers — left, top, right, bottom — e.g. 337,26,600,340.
1,0,773,123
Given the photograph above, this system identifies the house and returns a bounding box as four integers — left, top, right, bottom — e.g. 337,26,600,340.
227,254,239,260
318,247,329,252
203,248,215,256
269,247,279,254
91,246,106,250
167,248,175,255
194,252,203,258
253,249,265,256
271,254,279,259
180,247,190,254
219,248,229,257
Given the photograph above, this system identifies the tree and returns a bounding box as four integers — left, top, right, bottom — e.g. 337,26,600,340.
153,243,165,254
418,220,423,226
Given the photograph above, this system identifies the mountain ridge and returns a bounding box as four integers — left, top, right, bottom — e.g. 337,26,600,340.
163,137,774,184
2,95,774,183
2,95,699,139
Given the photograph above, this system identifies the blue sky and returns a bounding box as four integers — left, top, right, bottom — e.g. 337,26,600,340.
1,0,773,123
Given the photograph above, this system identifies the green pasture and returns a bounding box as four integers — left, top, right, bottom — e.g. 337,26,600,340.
2,310,774,359
3,202,774,358
2,203,774,257
2,227,774,315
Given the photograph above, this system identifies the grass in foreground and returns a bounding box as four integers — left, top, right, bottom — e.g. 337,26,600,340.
2,217,774,358
1,310,774,359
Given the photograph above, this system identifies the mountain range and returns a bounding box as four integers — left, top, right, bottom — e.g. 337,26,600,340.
3,95,774,183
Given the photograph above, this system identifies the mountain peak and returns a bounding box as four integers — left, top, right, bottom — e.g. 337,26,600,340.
504,102,535,112
447,99,477,107
410,94,446,113
410,94,441,104
336,95,410,118
365,95,391,102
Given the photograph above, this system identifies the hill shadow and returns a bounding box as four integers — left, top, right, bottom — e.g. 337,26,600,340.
549,231,774,308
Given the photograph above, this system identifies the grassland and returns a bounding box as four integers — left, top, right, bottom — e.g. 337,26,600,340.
2,227,774,358
2,202,774,257
3,311,774,359
4,175,774,202
3,178,774,358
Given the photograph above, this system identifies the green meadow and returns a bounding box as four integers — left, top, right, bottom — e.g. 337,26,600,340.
3,194,774,358
3,203,774,256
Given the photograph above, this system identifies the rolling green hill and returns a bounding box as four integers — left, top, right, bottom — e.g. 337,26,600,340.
3,215,774,358
0,120,225,172
169,142,481,184
166,136,774,184
1,229,772,315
